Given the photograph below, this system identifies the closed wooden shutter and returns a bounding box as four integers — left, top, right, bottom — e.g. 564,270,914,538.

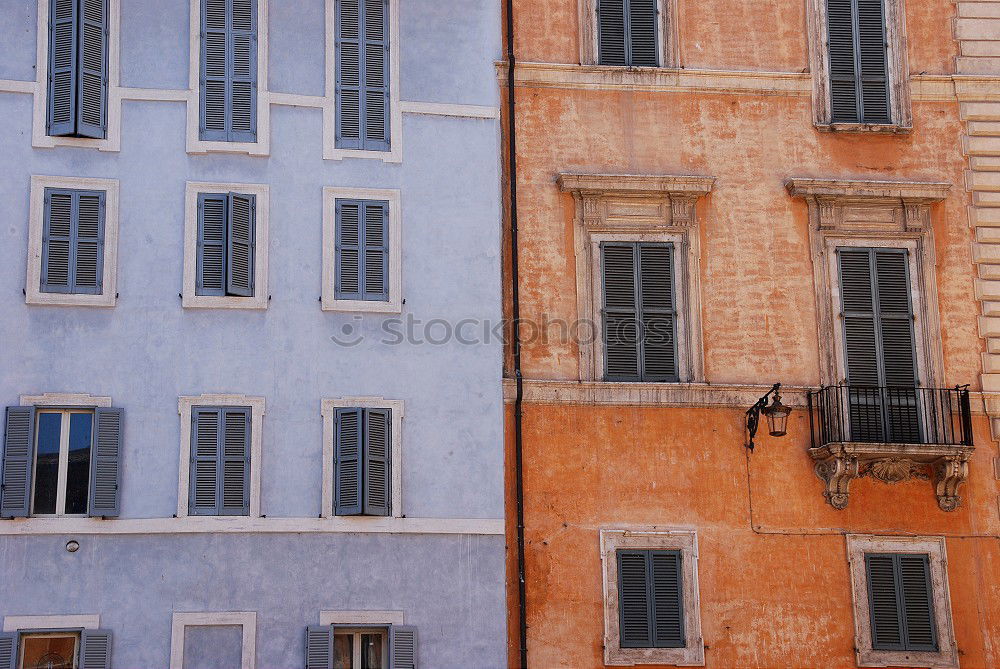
334,407,363,515
305,626,333,669
335,407,391,517
200,0,257,141
41,188,105,295
197,193,228,296
80,629,112,669
827,0,891,124
89,407,122,517
220,407,251,514
336,0,390,150
76,0,108,138
336,200,389,301
618,549,685,649
364,408,390,516
47,0,108,138
226,192,255,297
1,406,36,518
598,0,658,67
865,553,937,652
390,625,417,669
190,406,251,515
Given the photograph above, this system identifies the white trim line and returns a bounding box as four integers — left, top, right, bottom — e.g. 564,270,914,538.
170,611,256,669
319,610,404,626
176,394,266,518
0,79,37,95
399,101,500,119
20,393,112,408
118,87,191,103
3,615,100,632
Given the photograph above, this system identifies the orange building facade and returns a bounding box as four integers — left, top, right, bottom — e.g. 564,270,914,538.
504,1,1000,667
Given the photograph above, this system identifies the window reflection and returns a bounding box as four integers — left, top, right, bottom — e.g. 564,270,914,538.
32,412,61,515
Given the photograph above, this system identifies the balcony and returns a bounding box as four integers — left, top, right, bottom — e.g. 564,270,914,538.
807,385,974,511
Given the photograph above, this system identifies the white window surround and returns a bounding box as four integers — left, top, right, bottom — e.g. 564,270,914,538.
182,181,270,310
600,527,704,667
322,187,403,313
26,175,120,308
19,393,112,408
169,611,256,669
805,0,912,132
3,614,101,632
176,394,265,518
846,535,958,668
186,0,270,156
577,0,679,67
321,397,404,518
318,611,404,626
323,0,403,163
558,173,714,384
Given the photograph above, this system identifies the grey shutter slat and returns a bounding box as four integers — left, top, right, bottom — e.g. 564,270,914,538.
867,554,905,650
857,0,890,123
73,190,105,294
874,250,919,441
41,189,74,293
827,0,890,123
839,248,884,441
76,0,108,138
226,192,255,297
618,550,651,647
89,407,122,517
602,243,640,380
899,554,937,651
229,0,257,142
221,407,250,515
334,408,363,515
305,626,333,669
390,625,417,669
650,550,685,648
0,632,15,669
190,407,221,515
363,201,389,300
627,0,658,66
197,193,227,296
201,0,228,139
597,0,626,65
362,0,390,149
48,0,78,136
363,408,390,516
638,243,677,381
80,629,112,669
336,200,362,298
1,406,35,518
336,0,363,148
827,0,860,122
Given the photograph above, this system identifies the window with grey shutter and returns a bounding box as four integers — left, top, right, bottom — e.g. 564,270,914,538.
602,242,678,382
838,247,919,442
190,406,251,515
336,199,389,301
336,0,390,150
865,553,937,652
390,625,417,669
1,406,36,519
197,192,256,297
200,0,257,142
80,629,113,669
827,0,891,124
41,188,106,295
597,0,658,67
334,407,390,517
617,549,685,649
89,407,122,517
47,0,108,138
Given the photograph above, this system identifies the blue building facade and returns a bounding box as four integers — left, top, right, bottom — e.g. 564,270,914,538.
0,1,505,667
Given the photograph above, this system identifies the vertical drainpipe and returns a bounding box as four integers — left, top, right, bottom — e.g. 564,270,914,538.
505,0,529,666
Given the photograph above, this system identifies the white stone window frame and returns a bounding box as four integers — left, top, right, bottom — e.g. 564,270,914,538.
186,0,270,156
577,0,679,67
182,181,270,310
805,0,912,132
169,611,257,669
3,614,101,633
31,0,123,152
321,397,404,519
788,178,949,388
323,0,403,163
26,175,120,308
846,535,958,668
559,174,714,384
176,394,265,519
600,527,704,667
321,187,403,313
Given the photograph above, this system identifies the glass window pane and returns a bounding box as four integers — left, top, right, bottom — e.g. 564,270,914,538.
65,413,93,514
334,634,353,669
360,633,383,669
33,412,62,515
20,633,79,669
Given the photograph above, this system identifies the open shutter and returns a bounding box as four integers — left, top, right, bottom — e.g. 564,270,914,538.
197,193,228,296
73,190,105,294
0,632,15,669
650,550,685,648
602,244,640,380
867,554,905,650
190,407,221,515
618,550,652,647
857,0,890,123
201,0,228,140
827,0,860,122
76,0,108,138
362,0,390,150
363,408,390,516
363,201,389,301
80,629,112,669
336,200,362,299
221,407,250,515
390,625,417,669
229,0,257,142
628,0,658,66
305,626,333,669
899,554,937,651
334,408,363,515
1,406,36,518
89,407,122,517
226,193,255,297
41,190,74,293
638,243,677,381
597,0,626,65
336,0,363,148
48,0,79,135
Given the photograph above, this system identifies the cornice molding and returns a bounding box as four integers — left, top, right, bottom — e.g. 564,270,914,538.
558,173,716,197
785,178,951,203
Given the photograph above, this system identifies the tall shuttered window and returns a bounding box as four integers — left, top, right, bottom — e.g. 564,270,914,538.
865,553,938,652
334,407,390,517
602,242,678,382
336,199,389,301
47,0,108,138
189,406,251,516
196,192,256,297
336,0,391,151
617,550,684,649
41,188,106,295
597,0,658,67
200,0,257,142
827,0,891,124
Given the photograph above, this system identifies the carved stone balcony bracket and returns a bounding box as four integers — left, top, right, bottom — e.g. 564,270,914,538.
809,442,973,512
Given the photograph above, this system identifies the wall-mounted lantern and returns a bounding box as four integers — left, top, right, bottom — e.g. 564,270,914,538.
745,383,791,450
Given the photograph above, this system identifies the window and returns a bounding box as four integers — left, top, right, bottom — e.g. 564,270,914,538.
597,0,657,66
617,550,684,648
0,629,111,669
865,553,936,652
200,0,257,142
188,406,251,516
1,405,122,519
335,0,390,151
46,0,108,138
305,625,415,669
334,408,390,517
602,242,677,382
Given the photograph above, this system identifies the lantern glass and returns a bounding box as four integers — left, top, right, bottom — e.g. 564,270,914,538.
763,397,791,437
